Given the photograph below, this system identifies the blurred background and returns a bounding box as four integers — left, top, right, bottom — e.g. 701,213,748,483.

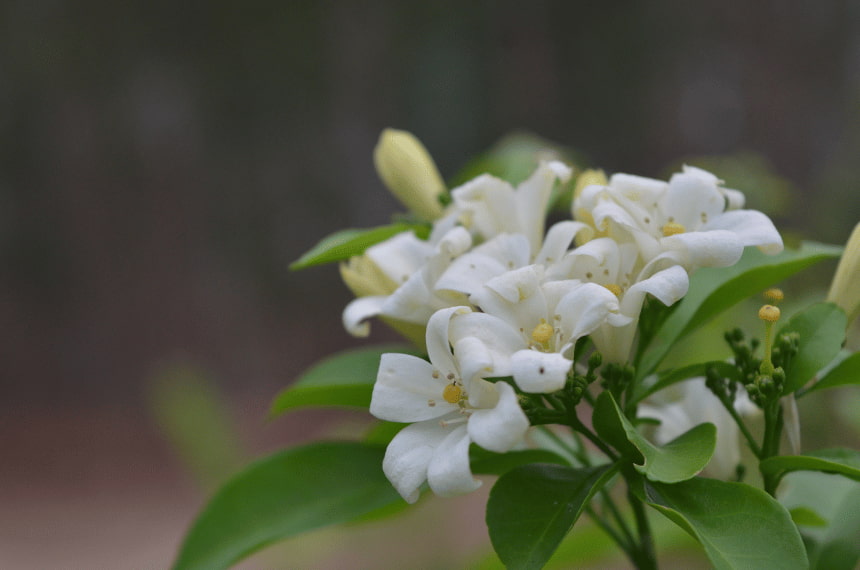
1,1,859,567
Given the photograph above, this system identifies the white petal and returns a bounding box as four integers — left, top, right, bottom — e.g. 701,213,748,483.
471,265,548,333
664,168,726,229
515,161,572,253
621,265,689,317
379,270,440,324
535,221,592,267
453,335,494,383
370,353,456,422
451,174,518,240
701,209,783,254
468,382,529,453
342,296,387,337
425,306,472,377
366,231,434,283
510,349,570,393
427,424,482,497
448,312,525,374
435,233,531,297
383,419,454,503
556,282,622,342
661,229,744,268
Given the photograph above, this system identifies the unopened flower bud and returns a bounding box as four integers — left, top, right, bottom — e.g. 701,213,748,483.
374,129,446,221
827,222,860,327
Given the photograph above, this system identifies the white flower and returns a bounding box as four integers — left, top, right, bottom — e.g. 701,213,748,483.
574,165,783,271
638,377,759,479
343,226,473,337
448,265,629,392
433,161,573,255
550,237,689,363
370,307,530,503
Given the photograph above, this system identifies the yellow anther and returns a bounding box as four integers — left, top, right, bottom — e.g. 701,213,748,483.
442,382,462,404
764,288,784,303
661,222,686,237
758,304,781,323
531,320,554,344
604,283,623,297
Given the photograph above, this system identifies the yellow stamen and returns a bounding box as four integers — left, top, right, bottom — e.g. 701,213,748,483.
531,320,554,344
603,283,623,297
758,305,781,323
442,382,462,404
661,222,686,237
764,288,784,303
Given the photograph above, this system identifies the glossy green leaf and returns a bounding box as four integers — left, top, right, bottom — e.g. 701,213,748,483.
632,360,739,404
779,470,860,570
645,477,808,570
760,448,860,488
638,242,842,379
289,223,428,270
789,506,828,527
778,303,847,394
471,447,568,475
270,344,417,417
801,351,860,396
173,442,399,570
486,463,617,570
593,392,716,483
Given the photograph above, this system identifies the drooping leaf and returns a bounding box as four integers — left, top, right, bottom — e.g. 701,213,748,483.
270,344,417,417
486,463,617,570
759,448,860,488
800,350,860,396
638,242,842,379
173,442,399,570
593,392,716,483
290,223,429,270
778,303,847,394
644,477,808,570
779,470,860,570
632,360,740,404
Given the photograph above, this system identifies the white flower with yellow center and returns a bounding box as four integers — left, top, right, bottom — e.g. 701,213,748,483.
370,306,530,503
549,237,689,363
575,165,783,270
446,265,630,393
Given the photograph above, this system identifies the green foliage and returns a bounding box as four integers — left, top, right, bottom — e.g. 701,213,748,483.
632,360,739,404
801,350,860,396
470,447,569,475
289,223,429,270
270,344,417,416
173,442,399,570
637,242,842,379
644,477,808,570
593,392,716,483
485,463,617,570
778,303,847,394
759,448,860,488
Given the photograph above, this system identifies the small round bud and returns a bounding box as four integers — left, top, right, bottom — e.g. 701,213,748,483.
588,351,603,370
758,304,781,322
764,288,784,303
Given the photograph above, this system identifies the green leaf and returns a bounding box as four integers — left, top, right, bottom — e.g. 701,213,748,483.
789,506,828,527
632,360,740,404
173,442,400,570
270,344,417,417
638,242,842,379
471,447,569,476
779,470,860,570
760,448,860,488
778,303,847,394
289,223,428,270
593,392,716,483
486,463,617,570
801,350,860,396
644,477,808,570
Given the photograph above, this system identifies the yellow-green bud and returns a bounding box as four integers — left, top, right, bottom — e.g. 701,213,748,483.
827,222,860,327
373,128,446,221
573,169,607,200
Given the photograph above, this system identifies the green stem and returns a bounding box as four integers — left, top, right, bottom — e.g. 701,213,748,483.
627,488,658,570
723,398,762,458
569,413,619,462
585,505,635,555
760,401,784,496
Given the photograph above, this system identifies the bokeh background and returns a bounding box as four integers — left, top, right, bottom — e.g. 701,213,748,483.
1,1,859,568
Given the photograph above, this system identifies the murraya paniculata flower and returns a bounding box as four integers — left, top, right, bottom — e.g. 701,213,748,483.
574,165,783,271
374,128,447,221
370,307,530,503
827,221,860,327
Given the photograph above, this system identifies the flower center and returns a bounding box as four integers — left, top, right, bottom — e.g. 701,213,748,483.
531,320,554,344
442,381,464,404
603,283,623,297
661,222,686,237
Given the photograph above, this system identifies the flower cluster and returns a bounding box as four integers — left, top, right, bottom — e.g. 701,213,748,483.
343,130,783,503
